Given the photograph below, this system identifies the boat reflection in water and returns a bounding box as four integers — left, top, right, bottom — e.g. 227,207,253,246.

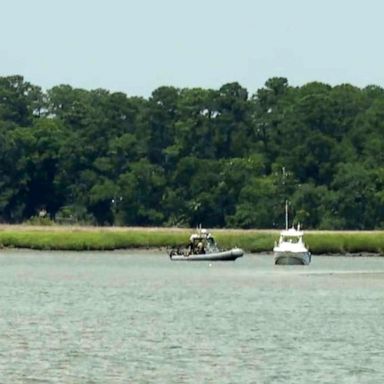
169,228,243,261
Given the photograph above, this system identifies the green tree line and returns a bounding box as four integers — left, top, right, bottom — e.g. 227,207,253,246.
1,75,384,229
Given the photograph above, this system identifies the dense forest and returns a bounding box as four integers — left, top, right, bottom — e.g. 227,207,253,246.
1,75,384,229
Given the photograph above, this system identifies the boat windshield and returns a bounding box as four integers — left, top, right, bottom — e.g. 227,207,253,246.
280,229,305,242
281,236,301,243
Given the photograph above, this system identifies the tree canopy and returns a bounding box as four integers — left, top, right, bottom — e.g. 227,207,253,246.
1,75,384,229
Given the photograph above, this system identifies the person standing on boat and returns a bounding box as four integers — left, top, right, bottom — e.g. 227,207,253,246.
188,234,198,255
196,241,205,254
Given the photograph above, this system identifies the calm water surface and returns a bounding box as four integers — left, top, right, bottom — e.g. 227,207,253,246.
0,250,383,383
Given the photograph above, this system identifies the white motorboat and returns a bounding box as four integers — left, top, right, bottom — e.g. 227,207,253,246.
169,228,244,261
273,202,311,265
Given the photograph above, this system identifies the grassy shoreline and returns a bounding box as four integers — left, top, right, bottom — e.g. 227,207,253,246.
0,225,383,254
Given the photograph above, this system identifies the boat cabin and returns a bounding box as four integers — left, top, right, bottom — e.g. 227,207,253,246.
189,229,218,254
278,227,304,243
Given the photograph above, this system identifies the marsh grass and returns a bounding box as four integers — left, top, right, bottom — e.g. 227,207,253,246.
0,226,383,254
0,228,191,251
306,232,384,254
215,231,278,253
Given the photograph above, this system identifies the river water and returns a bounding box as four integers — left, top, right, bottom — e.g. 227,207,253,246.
0,250,383,383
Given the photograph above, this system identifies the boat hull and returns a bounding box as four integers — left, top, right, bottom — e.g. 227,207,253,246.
170,248,243,261
274,251,311,265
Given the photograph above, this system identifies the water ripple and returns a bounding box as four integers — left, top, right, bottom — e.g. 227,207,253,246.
0,250,384,383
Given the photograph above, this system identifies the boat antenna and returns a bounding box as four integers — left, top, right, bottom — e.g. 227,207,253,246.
285,200,288,230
